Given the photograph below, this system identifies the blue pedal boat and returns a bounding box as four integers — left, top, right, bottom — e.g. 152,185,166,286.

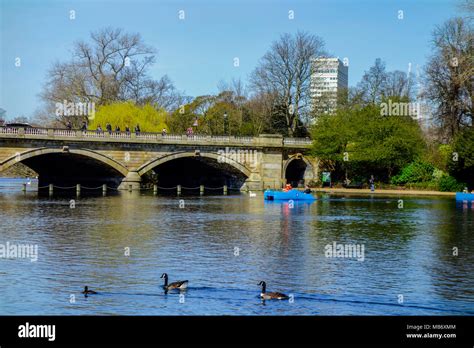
455,192,474,202
264,189,315,201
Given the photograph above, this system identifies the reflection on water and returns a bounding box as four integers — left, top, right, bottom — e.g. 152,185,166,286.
0,178,473,315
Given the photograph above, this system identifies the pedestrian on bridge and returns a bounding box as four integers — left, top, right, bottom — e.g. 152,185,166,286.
135,124,141,136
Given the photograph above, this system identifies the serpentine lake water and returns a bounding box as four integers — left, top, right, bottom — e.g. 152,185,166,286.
0,178,473,315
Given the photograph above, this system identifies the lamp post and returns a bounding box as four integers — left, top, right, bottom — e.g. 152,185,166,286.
223,111,228,135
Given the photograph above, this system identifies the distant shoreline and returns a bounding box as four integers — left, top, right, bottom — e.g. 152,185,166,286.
0,177,458,196
312,187,455,196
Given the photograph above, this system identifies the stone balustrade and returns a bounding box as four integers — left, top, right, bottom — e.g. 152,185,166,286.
0,127,312,148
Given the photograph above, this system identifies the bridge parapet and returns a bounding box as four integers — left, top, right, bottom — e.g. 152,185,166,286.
0,127,312,149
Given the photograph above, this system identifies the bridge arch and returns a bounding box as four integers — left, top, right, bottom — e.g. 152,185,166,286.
283,154,315,187
137,151,252,178
0,147,129,177
137,151,252,189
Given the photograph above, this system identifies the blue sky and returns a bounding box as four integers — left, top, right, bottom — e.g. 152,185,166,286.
0,0,463,120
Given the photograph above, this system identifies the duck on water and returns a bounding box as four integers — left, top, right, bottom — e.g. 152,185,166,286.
161,273,188,291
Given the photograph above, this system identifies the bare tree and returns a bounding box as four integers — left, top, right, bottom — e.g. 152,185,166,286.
39,27,181,126
459,0,474,21
127,73,184,110
0,108,6,125
357,58,388,104
356,59,414,105
217,78,247,108
250,31,326,136
384,70,413,99
242,91,276,135
423,17,473,141
9,116,30,124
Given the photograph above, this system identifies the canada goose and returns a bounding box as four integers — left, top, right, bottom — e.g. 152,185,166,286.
161,273,188,291
258,281,288,300
81,286,97,295
249,191,256,197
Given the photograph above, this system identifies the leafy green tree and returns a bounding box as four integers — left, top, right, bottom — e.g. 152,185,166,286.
167,92,255,136
449,127,474,189
310,107,358,181
167,96,213,134
391,161,435,185
311,104,425,182
356,105,425,178
423,143,453,172
88,102,167,132
204,101,242,135
438,174,466,192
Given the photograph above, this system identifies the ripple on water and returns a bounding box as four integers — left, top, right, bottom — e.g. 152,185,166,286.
0,182,472,315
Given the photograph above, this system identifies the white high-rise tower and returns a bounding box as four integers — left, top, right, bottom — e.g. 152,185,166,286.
310,57,348,113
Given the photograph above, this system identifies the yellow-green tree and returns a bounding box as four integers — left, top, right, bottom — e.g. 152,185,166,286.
89,102,168,132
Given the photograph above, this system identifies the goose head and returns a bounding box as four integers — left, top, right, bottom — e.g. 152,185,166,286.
161,273,168,286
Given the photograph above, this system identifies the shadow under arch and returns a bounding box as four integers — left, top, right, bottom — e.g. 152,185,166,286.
0,147,129,188
137,151,252,177
283,154,314,187
137,151,252,189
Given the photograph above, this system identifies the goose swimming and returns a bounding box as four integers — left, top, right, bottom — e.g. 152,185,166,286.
81,286,98,295
258,281,288,300
161,273,188,291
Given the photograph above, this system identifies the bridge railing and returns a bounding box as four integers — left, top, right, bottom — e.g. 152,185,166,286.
283,138,313,146
0,127,19,134
53,129,76,137
162,134,182,141
25,128,48,135
0,127,312,147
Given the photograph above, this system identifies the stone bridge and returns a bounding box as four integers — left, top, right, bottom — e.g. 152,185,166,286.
0,127,317,191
